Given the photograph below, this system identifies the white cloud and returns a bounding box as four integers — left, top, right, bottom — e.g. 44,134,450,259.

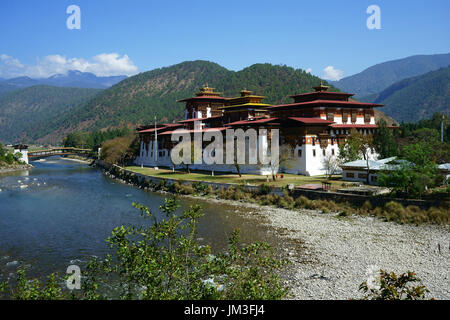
305,68,312,73
322,66,344,81
0,53,139,78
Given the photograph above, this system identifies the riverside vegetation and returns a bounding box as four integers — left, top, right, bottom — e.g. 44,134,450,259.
106,165,449,226
1,198,290,300
0,143,26,168
0,197,433,300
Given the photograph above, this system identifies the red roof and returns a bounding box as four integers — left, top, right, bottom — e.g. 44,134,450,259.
288,117,334,125
138,123,182,133
290,91,354,98
330,124,378,129
178,96,229,102
159,127,231,136
178,115,222,123
227,117,278,126
268,99,383,109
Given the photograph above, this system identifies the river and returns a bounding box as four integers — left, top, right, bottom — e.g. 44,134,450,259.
0,157,276,284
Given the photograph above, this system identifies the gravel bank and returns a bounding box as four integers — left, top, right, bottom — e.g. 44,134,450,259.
204,198,449,300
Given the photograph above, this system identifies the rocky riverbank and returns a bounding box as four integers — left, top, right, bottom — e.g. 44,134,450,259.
203,198,449,300
0,164,33,174
101,165,449,300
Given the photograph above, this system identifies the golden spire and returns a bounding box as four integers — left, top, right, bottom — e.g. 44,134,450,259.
313,81,330,92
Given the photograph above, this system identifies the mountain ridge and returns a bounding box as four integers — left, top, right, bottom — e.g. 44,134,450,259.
331,53,450,98
0,70,127,95
362,66,450,123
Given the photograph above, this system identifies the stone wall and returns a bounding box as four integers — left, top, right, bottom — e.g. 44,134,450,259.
96,160,447,210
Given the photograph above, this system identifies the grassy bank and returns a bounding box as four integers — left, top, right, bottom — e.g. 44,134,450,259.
109,166,449,226
126,166,346,189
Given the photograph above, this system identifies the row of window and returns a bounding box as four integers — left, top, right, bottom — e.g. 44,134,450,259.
345,172,377,181
298,148,335,157
327,113,372,123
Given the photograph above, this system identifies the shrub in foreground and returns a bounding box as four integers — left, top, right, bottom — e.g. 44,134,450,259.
1,198,290,300
359,270,432,300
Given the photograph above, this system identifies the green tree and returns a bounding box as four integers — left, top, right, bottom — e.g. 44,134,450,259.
100,134,139,166
339,129,375,184
373,119,398,158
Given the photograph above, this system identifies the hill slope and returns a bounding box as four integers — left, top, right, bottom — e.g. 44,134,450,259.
362,66,450,123
0,85,102,144
331,53,450,98
39,60,342,142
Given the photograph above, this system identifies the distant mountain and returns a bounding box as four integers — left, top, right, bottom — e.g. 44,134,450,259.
363,66,450,123
331,53,450,98
42,70,127,89
0,85,102,144
0,71,127,95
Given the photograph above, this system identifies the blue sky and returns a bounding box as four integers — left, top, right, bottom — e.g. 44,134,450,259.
0,0,449,80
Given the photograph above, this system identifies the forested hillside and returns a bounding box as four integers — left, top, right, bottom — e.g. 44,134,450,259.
0,85,102,144
37,60,341,142
363,66,450,122
1,60,397,144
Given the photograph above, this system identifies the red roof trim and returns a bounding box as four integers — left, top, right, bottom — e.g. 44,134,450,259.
288,117,334,124
159,127,231,135
178,115,222,123
178,96,229,102
138,123,182,133
268,99,383,109
290,91,354,98
227,117,278,126
330,124,378,128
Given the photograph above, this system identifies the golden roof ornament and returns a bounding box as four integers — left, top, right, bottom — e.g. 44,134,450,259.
196,84,221,96
313,81,330,92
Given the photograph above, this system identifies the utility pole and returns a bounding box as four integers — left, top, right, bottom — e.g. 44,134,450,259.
154,115,158,170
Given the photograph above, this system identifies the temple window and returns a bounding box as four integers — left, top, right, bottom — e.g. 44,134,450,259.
342,112,348,123
327,112,334,121
298,149,302,158
313,149,316,157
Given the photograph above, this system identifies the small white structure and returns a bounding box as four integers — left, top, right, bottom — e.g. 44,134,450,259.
13,144,29,164
438,163,450,183
340,157,398,185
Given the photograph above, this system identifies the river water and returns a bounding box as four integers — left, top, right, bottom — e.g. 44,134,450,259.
0,157,275,284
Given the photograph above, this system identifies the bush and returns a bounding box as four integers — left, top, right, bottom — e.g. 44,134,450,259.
359,270,431,300
1,198,290,300
258,184,271,195
192,181,209,194
294,196,315,210
361,201,373,212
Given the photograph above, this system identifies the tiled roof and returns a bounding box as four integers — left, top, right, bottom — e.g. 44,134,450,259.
288,117,334,124
178,116,222,123
227,117,278,126
159,127,231,136
268,99,383,109
341,157,401,171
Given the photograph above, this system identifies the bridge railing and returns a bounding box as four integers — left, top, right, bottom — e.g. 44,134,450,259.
28,147,93,158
